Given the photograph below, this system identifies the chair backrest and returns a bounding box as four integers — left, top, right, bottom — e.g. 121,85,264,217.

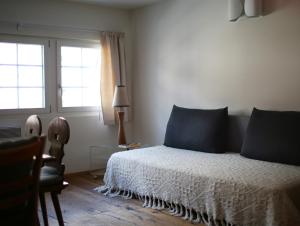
0,136,46,226
24,115,42,137
48,117,70,166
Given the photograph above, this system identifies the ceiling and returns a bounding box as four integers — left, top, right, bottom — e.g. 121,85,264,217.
66,0,163,9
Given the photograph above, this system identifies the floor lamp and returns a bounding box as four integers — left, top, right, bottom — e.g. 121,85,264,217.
112,85,130,145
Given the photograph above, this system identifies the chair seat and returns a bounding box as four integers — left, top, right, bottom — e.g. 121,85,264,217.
40,166,64,187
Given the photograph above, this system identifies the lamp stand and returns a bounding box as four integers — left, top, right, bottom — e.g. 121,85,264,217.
117,111,126,145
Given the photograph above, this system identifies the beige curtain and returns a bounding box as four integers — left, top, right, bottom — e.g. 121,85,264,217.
100,31,129,125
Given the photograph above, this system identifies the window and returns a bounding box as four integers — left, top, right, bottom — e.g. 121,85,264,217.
0,38,47,112
0,36,101,115
57,41,101,112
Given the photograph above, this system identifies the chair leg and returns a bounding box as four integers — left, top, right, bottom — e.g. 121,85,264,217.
39,193,49,226
51,192,64,226
36,216,40,226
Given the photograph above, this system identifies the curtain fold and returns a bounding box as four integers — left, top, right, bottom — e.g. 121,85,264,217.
100,31,129,125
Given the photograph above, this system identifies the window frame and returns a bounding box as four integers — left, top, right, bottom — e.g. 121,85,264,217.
0,35,50,115
56,39,101,113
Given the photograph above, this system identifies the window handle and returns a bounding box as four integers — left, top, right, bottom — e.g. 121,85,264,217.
58,84,62,96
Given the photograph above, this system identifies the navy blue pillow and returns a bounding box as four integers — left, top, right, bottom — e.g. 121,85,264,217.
241,108,300,166
164,105,228,153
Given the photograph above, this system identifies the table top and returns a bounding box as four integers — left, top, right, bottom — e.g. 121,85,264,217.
118,143,142,150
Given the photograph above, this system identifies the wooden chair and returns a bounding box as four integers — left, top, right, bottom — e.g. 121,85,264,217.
24,115,42,137
0,136,46,226
39,116,70,226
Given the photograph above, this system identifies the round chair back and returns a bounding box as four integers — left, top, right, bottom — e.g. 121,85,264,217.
24,115,42,137
47,117,70,164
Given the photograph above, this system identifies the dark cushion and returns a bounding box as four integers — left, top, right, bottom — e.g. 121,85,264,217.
241,108,300,166
40,166,64,187
164,105,228,153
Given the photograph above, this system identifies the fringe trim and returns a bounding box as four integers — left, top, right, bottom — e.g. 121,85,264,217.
95,185,234,226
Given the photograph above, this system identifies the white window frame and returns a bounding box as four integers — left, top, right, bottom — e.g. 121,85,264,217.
0,35,50,115
56,40,101,113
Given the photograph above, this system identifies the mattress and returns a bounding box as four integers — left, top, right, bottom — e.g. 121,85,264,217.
97,145,300,226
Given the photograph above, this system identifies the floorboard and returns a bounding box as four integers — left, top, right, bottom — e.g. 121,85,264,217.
39,173,204,226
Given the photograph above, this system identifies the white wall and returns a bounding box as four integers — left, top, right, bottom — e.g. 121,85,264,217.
132,0,300,145
0,0,133,173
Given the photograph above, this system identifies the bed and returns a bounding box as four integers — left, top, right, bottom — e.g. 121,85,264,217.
97,107,300,226
97,145,300,226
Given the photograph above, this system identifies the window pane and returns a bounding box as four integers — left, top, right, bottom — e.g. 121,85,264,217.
60,44,101,109
0,43,17,64
61,47,81,66
19,88,44,108
82,67,99,87
19,66,43,87
82,48,99,67
0,88,18,109
0,65,17,87
62,88,82,107
83,88,100,107
18,44,43,65
61,67,82,87
0,40,45,111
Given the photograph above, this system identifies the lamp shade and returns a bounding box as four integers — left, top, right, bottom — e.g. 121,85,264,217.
112,85,130,107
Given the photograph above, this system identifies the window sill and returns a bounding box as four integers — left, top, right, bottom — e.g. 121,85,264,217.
0,107,50,116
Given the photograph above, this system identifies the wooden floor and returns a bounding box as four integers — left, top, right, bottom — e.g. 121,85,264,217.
39,173,204,226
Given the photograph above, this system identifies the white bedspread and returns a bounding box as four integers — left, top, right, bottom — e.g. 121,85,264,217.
97,145,300,226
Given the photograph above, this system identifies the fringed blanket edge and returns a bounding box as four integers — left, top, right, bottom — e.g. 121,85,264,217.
95,185,234,226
